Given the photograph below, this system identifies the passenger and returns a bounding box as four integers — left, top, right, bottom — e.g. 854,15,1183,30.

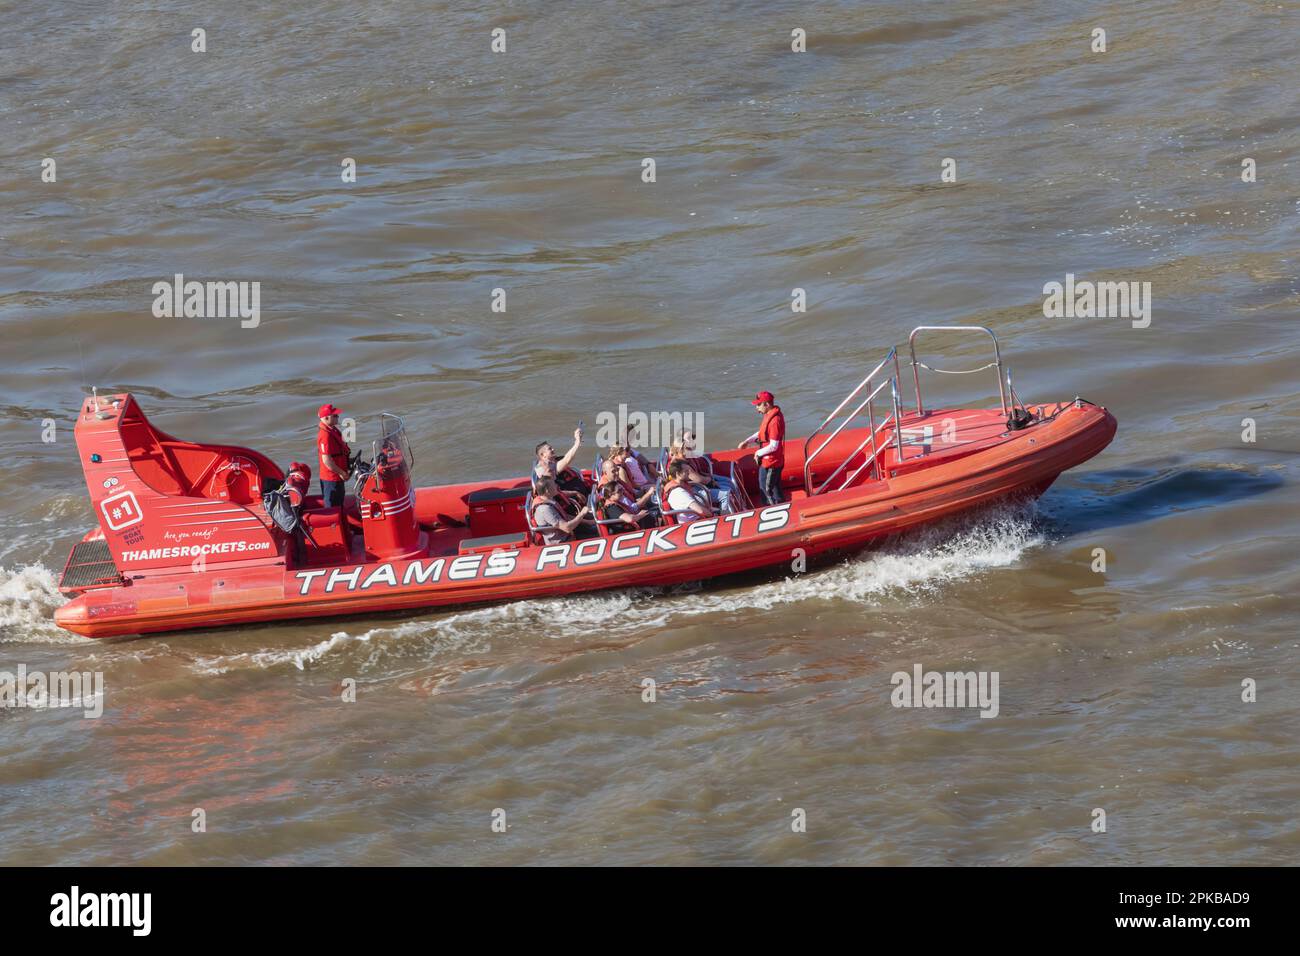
598,480,656,530
621,428,659,481
603,448,653,496
683,429,740,509
739,389,786,506
597,456,629,493
530,477,594,545
664,460,713,524
534,426,588,495
316,403,351,508
599,457,656,510
669,434,733,513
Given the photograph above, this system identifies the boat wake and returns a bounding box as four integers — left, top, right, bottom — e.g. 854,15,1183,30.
0,503,1043,668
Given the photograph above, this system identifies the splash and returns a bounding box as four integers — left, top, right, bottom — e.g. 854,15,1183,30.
0,563,79,644
189,630,374,675
187,503,1042,673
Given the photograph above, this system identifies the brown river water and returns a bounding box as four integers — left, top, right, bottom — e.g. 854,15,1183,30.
1,1,1298,865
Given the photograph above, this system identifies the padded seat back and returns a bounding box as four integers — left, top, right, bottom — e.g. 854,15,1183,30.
300,506,351,562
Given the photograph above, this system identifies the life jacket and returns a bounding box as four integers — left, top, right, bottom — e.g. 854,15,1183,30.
318,423,350,481
663,478,707,514
533,492,574,521
601,491,654,529
596,495,620,523
757,405,786,469
598,471,637,500
529,495,567,543
536,461,588,495
670,454,714,484
558,467,589,494
284,462,312,509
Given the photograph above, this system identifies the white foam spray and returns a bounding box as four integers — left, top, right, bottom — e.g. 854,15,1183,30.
187,503,1043,674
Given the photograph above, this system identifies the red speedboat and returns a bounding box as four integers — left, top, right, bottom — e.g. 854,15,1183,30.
53,327,1116,639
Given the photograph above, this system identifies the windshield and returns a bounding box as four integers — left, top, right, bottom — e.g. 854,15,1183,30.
374,413,413,479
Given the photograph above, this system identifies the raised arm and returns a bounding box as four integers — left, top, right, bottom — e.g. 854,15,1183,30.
557,426,583,473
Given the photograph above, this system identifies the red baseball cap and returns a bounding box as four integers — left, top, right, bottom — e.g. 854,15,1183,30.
751,390,775,405
318,403,341,417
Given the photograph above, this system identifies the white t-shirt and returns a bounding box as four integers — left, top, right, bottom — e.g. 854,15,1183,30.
667,485,704,522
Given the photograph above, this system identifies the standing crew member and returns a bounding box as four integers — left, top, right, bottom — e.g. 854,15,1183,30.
739,390,786,506
317,403,351,507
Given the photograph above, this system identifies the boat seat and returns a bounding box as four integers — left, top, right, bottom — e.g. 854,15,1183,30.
712,459,754,512
589,486,633,537
300,506,351,562
458,532,528,555
690,455,714,481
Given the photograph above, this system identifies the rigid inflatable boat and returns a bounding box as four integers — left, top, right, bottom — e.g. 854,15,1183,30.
54,327,1116,639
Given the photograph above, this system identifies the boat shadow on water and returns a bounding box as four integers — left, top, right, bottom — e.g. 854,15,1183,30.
1038,457,1286,539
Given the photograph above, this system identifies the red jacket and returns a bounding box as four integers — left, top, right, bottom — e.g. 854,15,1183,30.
757,405,786,469
317,423,350,481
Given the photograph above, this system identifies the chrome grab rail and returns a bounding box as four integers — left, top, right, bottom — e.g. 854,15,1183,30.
907,325,1007,417
803,347,905,496
809,378,892,495
802,327,1019,497
837,380,906,492
1005,366,1026,413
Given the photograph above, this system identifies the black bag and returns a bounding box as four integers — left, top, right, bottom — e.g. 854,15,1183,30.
1006,408,1034,431
263,488,300,533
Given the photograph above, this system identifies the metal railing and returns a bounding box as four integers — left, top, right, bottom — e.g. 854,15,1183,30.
803,326,1026,498
1005,366,1027,415
802,347,905,496
907,326,1007,417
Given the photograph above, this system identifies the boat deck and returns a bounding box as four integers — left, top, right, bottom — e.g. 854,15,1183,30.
387,407,1029,562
